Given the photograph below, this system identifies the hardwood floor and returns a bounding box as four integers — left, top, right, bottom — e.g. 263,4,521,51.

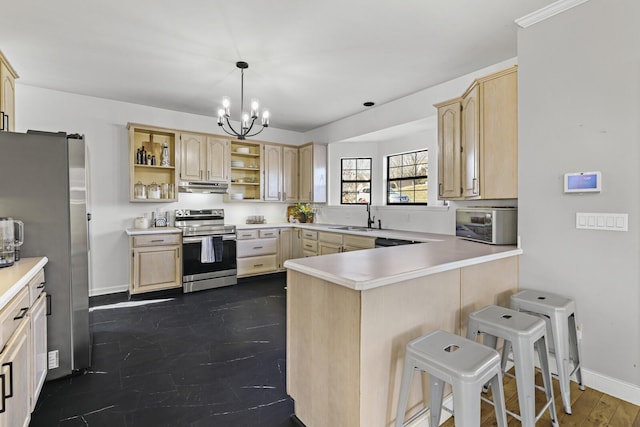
440,371,640,426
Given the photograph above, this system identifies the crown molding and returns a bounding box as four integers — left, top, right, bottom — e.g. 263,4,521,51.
515,0,590,28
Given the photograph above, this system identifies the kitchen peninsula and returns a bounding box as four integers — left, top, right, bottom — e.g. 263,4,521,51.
284,236,521,427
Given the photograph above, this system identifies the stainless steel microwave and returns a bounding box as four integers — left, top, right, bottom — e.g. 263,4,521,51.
456,207,517,245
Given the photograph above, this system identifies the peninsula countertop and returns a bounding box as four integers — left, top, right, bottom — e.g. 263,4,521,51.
283,234,521,291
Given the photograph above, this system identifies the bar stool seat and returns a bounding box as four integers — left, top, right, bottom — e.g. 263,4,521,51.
467,305,559,427
395,329,507,427
510,289,585,414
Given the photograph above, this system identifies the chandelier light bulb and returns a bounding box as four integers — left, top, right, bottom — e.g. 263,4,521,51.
222,96,231,117
261,110,270,127
250,98,259,119
242,113,249,129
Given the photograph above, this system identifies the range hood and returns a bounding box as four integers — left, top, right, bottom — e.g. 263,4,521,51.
178,181,229,194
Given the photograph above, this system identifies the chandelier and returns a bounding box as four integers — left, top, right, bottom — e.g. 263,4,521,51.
217,61,270,140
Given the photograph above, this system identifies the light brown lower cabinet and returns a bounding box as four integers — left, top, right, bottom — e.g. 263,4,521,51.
237,228,279,277
0,315,30,427
130,233,182,295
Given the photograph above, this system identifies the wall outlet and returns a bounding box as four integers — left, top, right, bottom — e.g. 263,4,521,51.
48,350,59,369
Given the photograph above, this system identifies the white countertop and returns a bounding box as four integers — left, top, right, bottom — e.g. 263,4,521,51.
284,237,522,291
125,227,182,236
0,257,48,309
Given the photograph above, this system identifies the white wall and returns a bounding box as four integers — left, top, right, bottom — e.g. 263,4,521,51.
16,85,304,296
518,0,640,403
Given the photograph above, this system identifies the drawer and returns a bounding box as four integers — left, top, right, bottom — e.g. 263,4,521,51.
133,233,181,247
343,235,376,250
28,268,46,306
237,238,277,258
236,229,259,240
301,230,318,240
303,250,316,258
0,286,29,349
258,229,279,239
302,239,317,253
319,232,342,245
237,255,277,276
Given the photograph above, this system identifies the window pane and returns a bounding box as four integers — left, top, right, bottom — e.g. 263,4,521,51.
389,155,402,168
389,166,402,179
401,165,415,178
356,170,370,180
342,169,355,180
416,150,428,164
357,158,371,169
342,159,356,169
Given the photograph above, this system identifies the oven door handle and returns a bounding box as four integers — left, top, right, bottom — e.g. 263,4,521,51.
183,235,236,243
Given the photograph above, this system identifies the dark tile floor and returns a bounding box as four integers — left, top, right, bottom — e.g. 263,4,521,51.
30,273,300,427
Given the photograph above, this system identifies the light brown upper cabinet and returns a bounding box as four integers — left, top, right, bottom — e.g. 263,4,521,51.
299,143,327,203
263,144,299,202
179,133,230,183
0,50,18,132
435,65,518,200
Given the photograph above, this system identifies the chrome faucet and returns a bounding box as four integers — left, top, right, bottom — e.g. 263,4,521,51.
366,202,375,229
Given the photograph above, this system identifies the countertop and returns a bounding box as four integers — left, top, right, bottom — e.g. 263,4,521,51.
125,227,182,236
0,257,48,309
284,236,521,291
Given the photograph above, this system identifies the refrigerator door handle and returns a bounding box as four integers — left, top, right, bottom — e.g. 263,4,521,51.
46,294,52,316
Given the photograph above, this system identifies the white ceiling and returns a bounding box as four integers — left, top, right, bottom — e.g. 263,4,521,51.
1,0,554,133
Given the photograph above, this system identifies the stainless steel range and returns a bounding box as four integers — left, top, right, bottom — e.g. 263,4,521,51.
174,209,237,293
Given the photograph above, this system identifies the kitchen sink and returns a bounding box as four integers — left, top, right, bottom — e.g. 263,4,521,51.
328,226,375,232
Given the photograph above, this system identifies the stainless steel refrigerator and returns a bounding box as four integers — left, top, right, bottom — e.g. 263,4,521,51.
0,130,91,380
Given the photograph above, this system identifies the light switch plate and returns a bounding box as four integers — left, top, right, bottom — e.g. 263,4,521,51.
576,213,628,231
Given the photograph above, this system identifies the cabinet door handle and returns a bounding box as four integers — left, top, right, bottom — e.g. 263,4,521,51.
207,170,211,180
2,362,13,399
438,183,443,196
0,372,5,413
46,294,52,316
13,307,28,321
0,112,5,131
472,178,478,195
37,282,46,289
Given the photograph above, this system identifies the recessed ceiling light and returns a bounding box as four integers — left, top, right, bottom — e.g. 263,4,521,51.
363,101,375,107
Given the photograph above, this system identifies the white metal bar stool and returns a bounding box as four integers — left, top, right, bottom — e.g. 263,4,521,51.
467,305,559,427
510,289,585,414
395,329,507,427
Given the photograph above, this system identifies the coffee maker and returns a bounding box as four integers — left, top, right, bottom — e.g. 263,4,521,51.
0,217,24,267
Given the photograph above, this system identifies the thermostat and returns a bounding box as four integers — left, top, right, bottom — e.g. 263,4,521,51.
564,171,601,193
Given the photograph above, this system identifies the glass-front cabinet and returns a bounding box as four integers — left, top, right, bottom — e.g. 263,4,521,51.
128,123,177,202
228,140,262,201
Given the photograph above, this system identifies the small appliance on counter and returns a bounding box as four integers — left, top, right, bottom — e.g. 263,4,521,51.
0,217,23,267
456,207,517,245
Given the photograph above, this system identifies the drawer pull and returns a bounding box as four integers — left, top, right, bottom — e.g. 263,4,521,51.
37,282,46,289
253,246,263,250
13,307,28,321
241,234,253,237
150,239,164,243
263,233,274,236
2,362,13,399
253,264,263,267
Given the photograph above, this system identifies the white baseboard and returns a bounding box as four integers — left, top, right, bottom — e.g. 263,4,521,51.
582,367,640,406
89,284,128,297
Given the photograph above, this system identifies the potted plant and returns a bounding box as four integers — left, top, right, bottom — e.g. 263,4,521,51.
294,203,314,223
